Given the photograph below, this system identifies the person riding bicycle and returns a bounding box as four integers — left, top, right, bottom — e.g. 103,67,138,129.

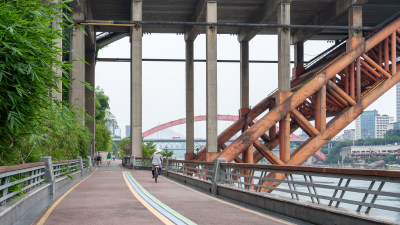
151,148,163,178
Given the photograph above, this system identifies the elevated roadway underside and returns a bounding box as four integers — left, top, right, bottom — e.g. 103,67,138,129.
91,0,400,41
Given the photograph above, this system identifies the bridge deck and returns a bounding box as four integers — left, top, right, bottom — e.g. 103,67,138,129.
34,161,307,225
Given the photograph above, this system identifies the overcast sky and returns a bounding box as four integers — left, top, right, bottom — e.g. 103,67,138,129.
95,34,397,138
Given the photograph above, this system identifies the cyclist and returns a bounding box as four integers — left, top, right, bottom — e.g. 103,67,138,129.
151,148,163,178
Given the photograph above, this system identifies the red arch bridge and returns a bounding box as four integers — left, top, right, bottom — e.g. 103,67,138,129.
142,115,326,161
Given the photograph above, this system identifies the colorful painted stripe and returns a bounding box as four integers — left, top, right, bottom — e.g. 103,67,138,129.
124,171,196,225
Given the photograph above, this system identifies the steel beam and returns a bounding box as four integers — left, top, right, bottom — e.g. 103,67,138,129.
238,0,284,42
130,0,143,157
217,18,400,163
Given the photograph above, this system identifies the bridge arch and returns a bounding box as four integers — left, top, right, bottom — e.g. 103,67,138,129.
142,115,303,140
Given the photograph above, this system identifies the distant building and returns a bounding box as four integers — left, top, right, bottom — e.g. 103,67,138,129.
389,122,400,130
126,125,130,137
355,110,378,140
345,145,400,159
375,114,394,138
342,129,355,141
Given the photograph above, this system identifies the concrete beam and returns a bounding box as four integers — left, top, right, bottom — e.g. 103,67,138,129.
130,0,143,157
97,33,128,49
185,0,207,41
238,0,287,42
292,0,367,44
186,40,195,157
206,1,218,159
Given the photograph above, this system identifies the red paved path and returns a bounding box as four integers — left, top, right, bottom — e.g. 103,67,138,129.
35,160,301,225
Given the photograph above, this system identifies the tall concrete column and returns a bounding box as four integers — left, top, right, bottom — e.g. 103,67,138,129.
240,41,249,109
185,40,195,160
206,0,218,161
85,42,96,157
70,8,85,123
348,6,363,102
52,10,62,101
130,0,143,157
277,1,291,163
240,41,253,164
293,42,304,78
347,6,363,52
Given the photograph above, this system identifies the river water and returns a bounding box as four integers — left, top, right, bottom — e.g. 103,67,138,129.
171,149,399,222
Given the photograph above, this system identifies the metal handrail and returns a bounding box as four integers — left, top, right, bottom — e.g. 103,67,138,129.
167,160,214,181
0,164,45,206
219,163,400,217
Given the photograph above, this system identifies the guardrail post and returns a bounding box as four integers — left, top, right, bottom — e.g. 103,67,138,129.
77,156,84,176
40,156,55,195
87,156,93,171
165,158,170,176
211,158,226,195
130,156,136,169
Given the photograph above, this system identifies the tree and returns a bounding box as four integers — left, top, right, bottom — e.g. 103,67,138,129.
95,87,112,152
0,1,92,165
0,0,71,148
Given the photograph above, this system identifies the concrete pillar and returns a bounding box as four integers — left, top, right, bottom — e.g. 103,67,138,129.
52,11,62,101
347,6,363,52
293,42,304,78
70,8,86,123
185,40,195,160
348,6,363,103
40,157,55,195
206,0,218,161
85,44,96,157
240,41,249,109
130,0,143,157
77,156,84,176
211,158,226,195
240,41,253,165
277,1,291,163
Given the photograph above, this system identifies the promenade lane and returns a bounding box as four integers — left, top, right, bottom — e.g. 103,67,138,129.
131,170,303,225
37,161,162,225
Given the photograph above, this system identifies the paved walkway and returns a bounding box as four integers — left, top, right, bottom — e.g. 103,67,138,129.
34,160,308,225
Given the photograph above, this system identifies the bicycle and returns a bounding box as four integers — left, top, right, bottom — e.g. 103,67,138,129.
154,165,160,183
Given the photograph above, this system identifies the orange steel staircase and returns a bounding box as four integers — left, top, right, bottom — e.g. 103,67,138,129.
193,18,400,167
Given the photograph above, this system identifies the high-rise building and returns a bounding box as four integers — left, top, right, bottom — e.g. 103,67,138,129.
342,129,355,141
355,110,378,140
125,125,130,137
375,114,394,138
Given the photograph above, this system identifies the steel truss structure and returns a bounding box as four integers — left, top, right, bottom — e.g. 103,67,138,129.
194,19,400,172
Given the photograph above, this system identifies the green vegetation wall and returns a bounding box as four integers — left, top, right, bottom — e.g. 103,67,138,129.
0,0,91,165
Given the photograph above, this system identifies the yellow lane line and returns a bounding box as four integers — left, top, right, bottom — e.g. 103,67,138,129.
165,177,294,225
122,171,174,225
37,167,98,225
